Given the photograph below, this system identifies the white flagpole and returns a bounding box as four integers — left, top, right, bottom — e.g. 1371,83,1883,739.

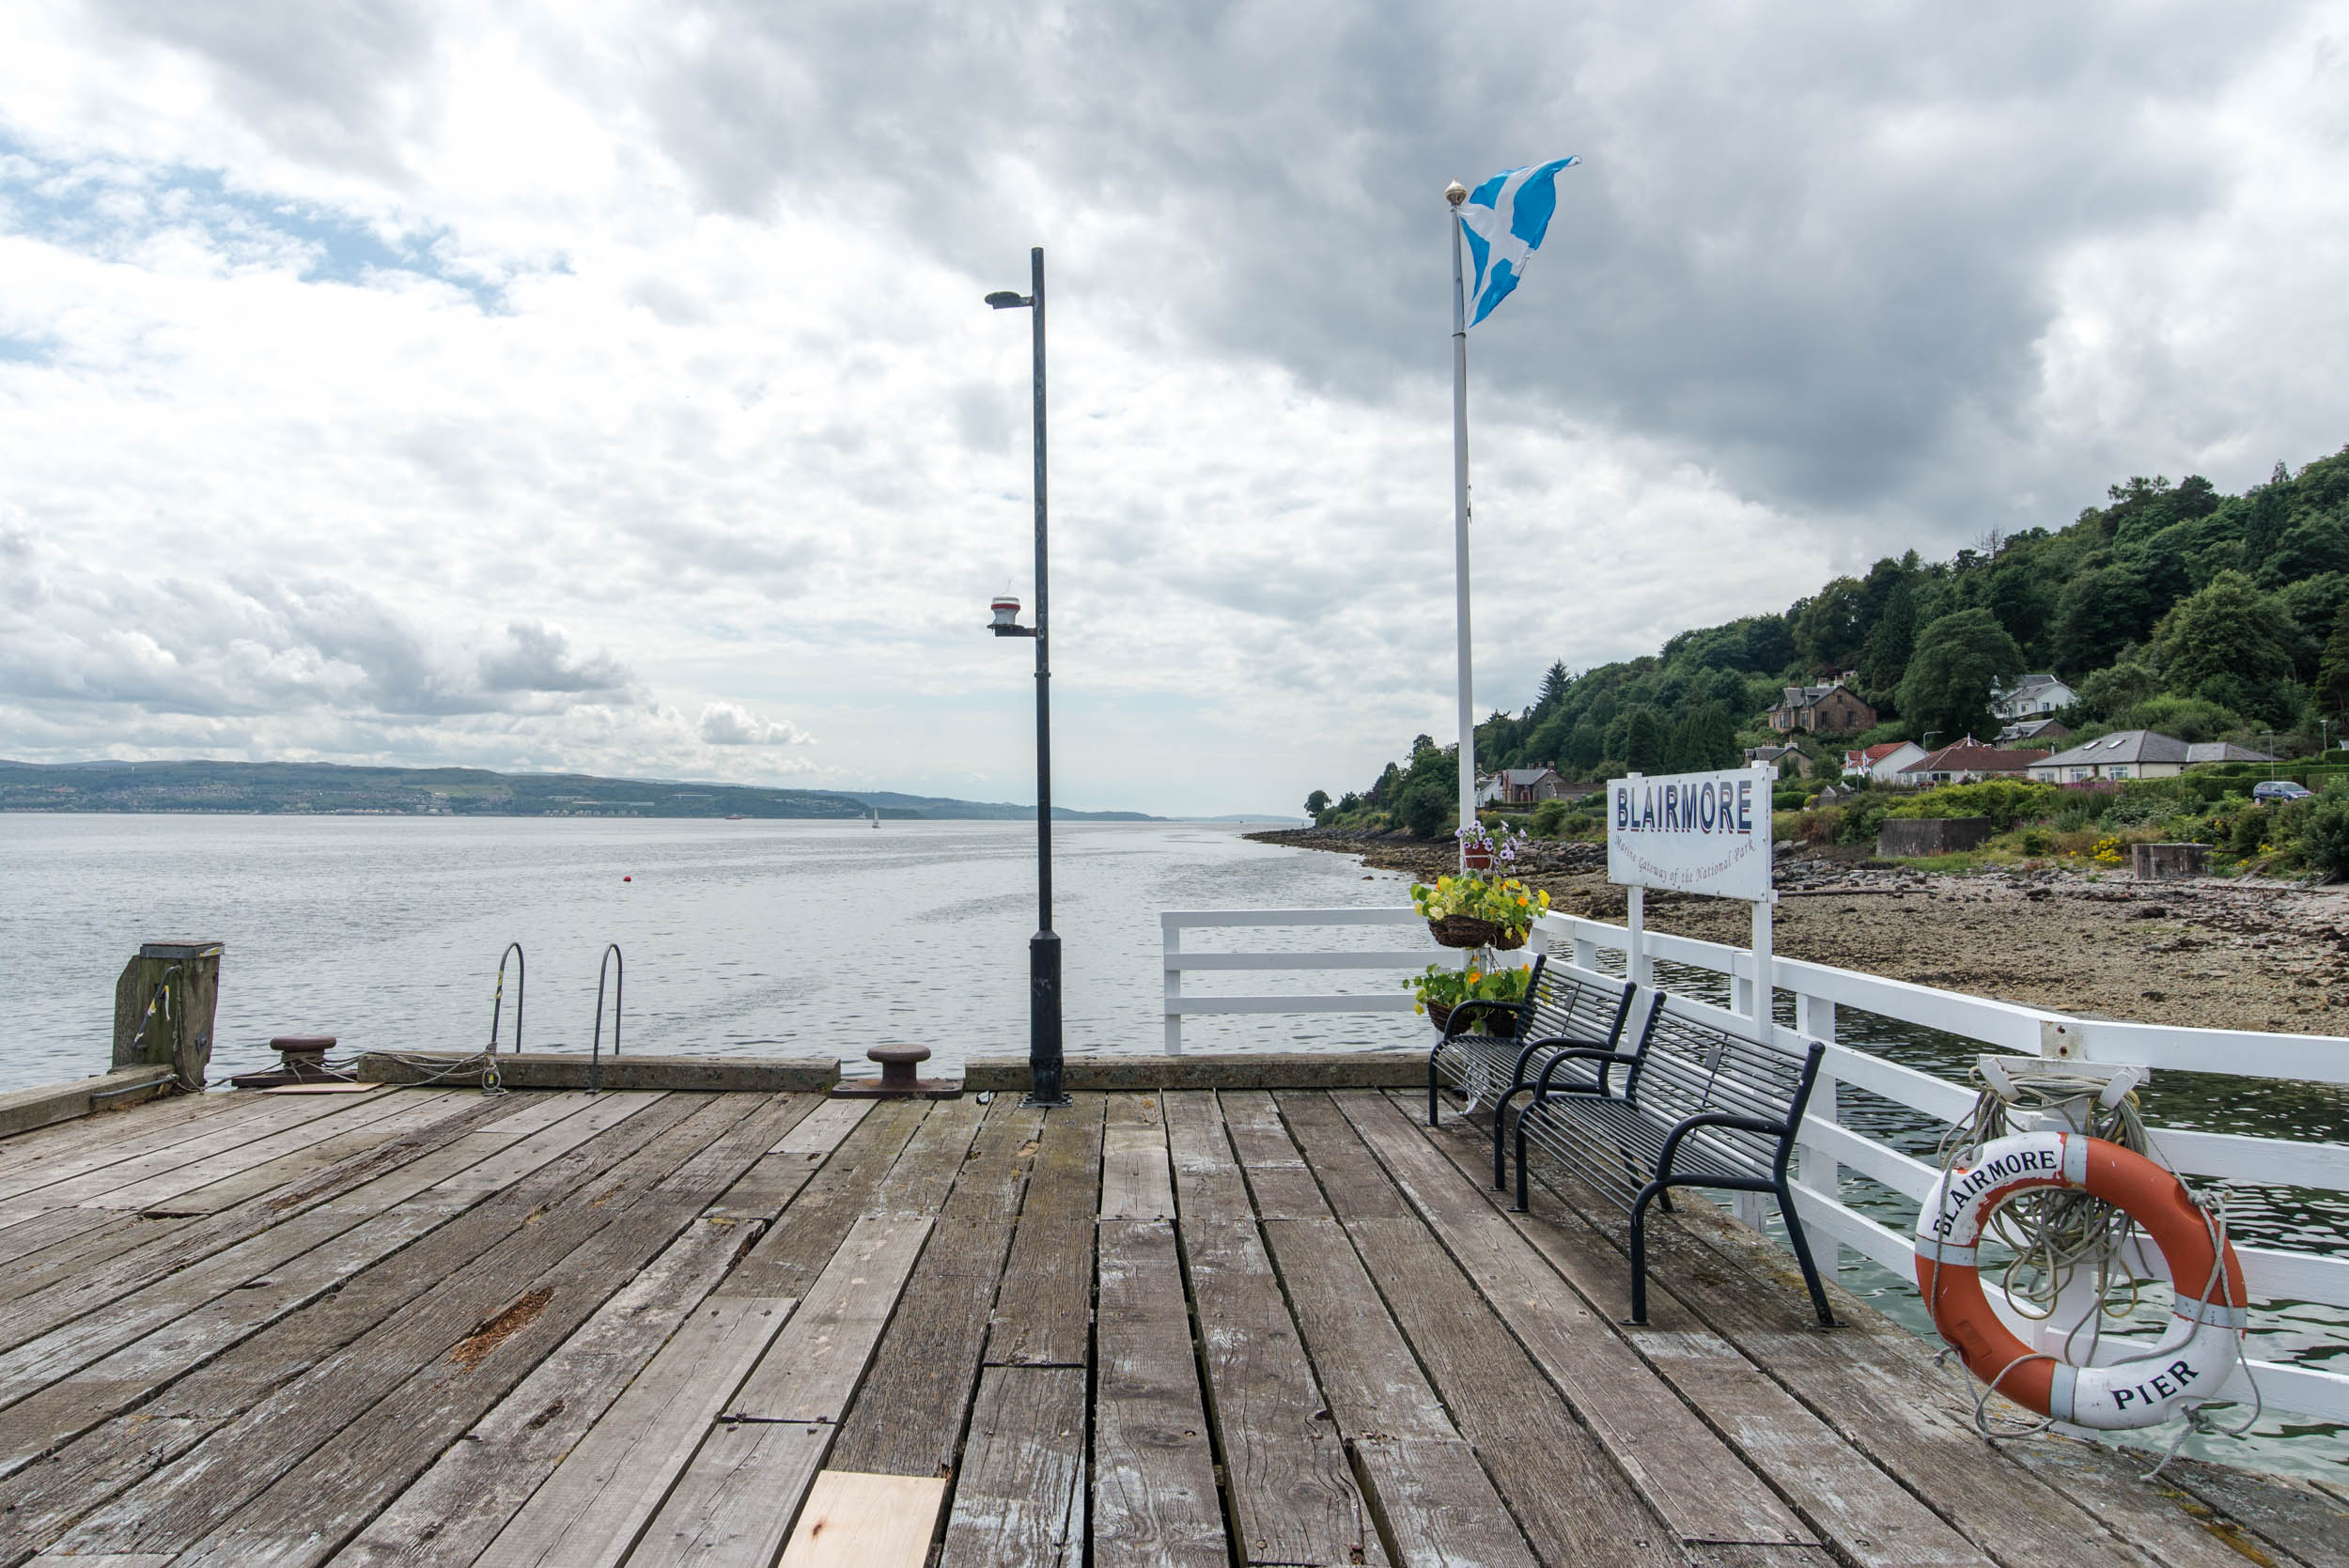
1447,180,1474,868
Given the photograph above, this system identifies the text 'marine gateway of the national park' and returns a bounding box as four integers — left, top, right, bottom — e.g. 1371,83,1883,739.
1608,766,1772,903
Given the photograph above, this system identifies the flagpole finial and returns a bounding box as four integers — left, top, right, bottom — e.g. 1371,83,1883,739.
1444,180,1468,206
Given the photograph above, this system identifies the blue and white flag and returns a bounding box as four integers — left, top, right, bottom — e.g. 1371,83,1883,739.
1458,157,1579,327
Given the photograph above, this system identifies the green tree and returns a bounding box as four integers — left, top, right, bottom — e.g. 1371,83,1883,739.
1896,609,2024,742
1793,578,1870,673
1534,660,1572,715
2077,650,2161,719
1622,707,1665,773
1304,789,1330,820
2051,566,2154,677
2153,570,2295,699
1860,579,1919,698
1399,780,1449,839
2317,601,2349,718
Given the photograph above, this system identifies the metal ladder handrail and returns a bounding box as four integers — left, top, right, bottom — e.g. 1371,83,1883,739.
589,943,623,1094
488,942,526,1055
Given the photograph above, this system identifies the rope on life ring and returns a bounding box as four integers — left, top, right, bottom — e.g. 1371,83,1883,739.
1915,1129,2248,1433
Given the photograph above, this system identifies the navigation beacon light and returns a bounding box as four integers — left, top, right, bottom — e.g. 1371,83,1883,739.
988,594,1031,635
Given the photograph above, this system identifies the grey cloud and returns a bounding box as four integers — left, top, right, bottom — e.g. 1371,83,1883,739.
477,620,631,694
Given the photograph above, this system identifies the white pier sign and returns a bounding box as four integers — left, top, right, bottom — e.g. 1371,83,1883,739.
1607,767,1773,903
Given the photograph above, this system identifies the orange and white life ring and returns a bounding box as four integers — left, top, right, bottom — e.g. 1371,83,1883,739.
1914,1130,2248,1431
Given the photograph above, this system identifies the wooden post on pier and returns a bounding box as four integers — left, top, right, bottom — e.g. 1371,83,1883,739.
111,940,222,1092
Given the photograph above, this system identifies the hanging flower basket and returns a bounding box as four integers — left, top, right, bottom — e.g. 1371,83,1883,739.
1428,914,1501,949
1427,1001,1517,1038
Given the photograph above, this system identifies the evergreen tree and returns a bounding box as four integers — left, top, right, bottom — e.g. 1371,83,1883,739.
1622,707,1665,773
2317,602,2349,718
1860,579,1919,697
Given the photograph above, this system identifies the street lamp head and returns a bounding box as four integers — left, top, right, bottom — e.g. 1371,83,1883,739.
985,290,1033,309
1444,180,1469,207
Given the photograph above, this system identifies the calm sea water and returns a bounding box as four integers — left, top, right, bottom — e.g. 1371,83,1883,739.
0,814,1420,1089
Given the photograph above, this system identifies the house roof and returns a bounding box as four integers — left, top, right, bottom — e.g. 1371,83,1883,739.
1499,768,1559,784
1848,742,1912,764
1999,673,2074,698
2184,741,2280,764
1999,718,2070,740
2036,730,2192,768
1775,681,1857,708
1899,741,2046,776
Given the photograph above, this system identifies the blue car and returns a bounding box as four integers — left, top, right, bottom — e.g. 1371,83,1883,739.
2251,780,2313,803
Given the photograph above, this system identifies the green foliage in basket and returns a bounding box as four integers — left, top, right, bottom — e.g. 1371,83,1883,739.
1408,872,1550,938
1405,960,1533,1018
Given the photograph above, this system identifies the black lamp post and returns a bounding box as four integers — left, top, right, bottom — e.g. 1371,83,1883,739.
985,248,1068,1108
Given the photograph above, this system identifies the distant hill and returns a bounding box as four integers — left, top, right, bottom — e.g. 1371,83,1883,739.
0,760,1161,821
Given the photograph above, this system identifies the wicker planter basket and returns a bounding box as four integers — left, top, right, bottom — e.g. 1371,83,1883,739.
1427,1001,1517,1038
1427,915,1499,949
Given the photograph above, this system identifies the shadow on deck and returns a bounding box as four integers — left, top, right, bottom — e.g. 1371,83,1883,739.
0,1081,2336,1567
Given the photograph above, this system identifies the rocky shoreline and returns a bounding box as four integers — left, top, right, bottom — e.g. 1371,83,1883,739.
1248,827,2349,1035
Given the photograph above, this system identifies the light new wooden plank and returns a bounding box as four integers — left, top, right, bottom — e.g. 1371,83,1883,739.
777,1469,947,1568
474,1294,795,1568
938,1367,1085,1568
1093,1219,1223,1568
333,1216,766,1567
1160,1093,1385,1568
1335,1090,1811,1547
1098,1094,1174,1219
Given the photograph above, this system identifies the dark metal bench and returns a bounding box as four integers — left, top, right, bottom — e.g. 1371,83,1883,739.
1513,992,1834,1327
1424,955,1639,1191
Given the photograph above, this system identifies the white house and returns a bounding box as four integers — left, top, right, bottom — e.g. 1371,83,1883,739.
2030,731,2190,783
1993,674,2078,722
1843,740,1927,783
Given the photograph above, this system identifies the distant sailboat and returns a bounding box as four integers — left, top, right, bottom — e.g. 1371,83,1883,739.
870,807,880,829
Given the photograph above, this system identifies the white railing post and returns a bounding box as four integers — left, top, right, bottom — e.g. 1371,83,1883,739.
1161,913,1183,1055
1794,991,1842,1271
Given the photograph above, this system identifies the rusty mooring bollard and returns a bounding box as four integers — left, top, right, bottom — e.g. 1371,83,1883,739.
832,1043,961,1099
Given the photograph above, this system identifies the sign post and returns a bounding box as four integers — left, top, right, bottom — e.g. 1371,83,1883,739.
1607,761,1779,1044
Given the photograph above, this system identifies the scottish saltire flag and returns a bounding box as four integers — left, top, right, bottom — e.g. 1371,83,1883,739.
1458,158,1579,326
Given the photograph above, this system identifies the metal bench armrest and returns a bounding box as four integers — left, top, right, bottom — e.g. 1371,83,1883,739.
1654,1110,1790,1183
1512,1032,1610,1080
1532,1047,1641,1099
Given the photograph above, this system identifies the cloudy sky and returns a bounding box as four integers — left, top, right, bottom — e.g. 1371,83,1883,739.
4,2,2346,815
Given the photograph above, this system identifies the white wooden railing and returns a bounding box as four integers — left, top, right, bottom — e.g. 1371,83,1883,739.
1159,903,2349,1427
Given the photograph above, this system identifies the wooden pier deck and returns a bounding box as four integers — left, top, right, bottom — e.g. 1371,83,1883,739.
0,1081,2338,1568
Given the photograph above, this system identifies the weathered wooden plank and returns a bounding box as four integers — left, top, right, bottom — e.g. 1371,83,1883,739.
705,1098,870,1219
0,1093,695,1562
717,1097,928,1301
1161,1092,1385,1568
869,1097,987,1218
1352,1436,1541,1568
938,1367,1085,1568
724,1213,935,1421
1255,1217,1448,1439
1281,1092,1683,1567
629,1421,833,1568
828,1098,1041,1477
3,1089,391,1208
1093,1218,1224,1568
472,1294,795,1568
1098,1093,1174,1220
0,1208,120,1269
1335,1090,1811,1547
136,1088,478,1213
0,1089,288,1198
30,1094,747,1563
148,1096,787,1568
776,1469,947,1568
988,1095,1106,1368
333,1215,765,1567
2164,1454,2349,1568
1408,1097,2137,1566
0,1091,538,1369
1214,1090,1327,1219
636,1209,940,1568
1996,1436,2321,1568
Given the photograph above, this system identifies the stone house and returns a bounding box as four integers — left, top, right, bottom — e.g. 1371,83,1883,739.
1766,680,1877,736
